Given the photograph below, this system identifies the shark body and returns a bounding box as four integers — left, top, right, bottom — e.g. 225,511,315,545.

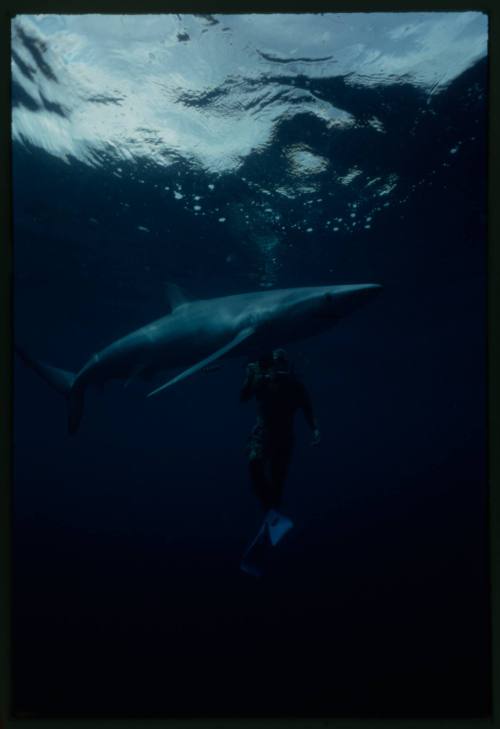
16,283,381,434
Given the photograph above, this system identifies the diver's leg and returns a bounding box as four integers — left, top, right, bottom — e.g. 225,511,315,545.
248,425,274,510
269,443,292,509
264,445,294,545
249,456,273,509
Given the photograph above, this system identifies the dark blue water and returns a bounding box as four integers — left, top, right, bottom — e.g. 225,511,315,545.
12,31,489,718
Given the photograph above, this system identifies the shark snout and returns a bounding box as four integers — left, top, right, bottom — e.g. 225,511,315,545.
327,283,382,318
334,283,382,295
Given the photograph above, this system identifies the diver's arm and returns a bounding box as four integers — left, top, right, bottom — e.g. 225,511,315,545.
240,363,258,402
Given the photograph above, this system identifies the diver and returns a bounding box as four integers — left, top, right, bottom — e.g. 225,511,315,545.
240,348,321,515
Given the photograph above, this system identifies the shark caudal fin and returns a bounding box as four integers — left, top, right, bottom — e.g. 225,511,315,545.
15,347,85,435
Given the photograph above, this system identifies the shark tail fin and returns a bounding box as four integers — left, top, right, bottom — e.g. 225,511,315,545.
16,346,85,435
16,346,76,395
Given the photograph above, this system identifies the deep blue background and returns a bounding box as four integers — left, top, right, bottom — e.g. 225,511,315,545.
12,58,489,717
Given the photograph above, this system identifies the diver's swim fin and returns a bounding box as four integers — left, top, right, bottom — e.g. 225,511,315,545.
147,326,255,397
240,510,294,577
265,509,294,546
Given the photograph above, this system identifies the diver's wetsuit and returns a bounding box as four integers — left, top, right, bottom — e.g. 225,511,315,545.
240,360,317,510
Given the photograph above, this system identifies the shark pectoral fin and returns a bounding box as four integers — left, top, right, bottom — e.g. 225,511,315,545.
124,363,147,388
147,326,255,398
201,363,223,374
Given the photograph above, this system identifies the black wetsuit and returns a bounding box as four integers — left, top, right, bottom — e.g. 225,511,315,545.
240,363,316,510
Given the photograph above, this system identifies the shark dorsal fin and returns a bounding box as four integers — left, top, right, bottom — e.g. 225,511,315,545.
165,283,188,312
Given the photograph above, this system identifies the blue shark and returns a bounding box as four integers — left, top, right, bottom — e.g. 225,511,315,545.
16,282,381,434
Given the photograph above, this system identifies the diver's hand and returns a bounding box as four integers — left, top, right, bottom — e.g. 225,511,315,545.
245,362,261,385
311,428,321,446
246,362,258,377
